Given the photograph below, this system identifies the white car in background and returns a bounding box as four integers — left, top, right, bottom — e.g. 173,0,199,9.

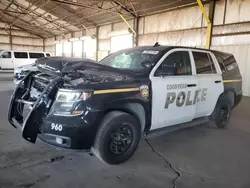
0,50,51,70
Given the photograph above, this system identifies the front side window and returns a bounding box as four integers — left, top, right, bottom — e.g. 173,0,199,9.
99,49,163,72
1,51,11,58
193,51,214,74
46,53,51,57
155,51,192,76
29,53,45,59
14,52,28,59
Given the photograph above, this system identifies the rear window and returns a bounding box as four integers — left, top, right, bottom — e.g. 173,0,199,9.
14,52,28,59
192,51,214,74
46,53,51,57
29,52,45,59
213,51,238,72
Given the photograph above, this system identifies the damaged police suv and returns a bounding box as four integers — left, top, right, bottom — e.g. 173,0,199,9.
8,45,242,164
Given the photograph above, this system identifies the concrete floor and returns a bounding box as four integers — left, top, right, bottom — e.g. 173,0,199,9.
0,81,250,188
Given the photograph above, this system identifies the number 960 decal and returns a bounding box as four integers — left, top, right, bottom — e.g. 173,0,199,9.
51,123,63,131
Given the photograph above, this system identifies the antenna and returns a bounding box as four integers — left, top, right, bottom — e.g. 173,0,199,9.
153,42,160,47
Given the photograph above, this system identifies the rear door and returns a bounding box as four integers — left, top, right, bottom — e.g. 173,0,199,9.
190,50,223,118
150,48,198,130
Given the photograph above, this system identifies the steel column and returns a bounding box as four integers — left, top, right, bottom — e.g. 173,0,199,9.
197,0,215,49
134,17,139,46
96,26,99,61
119,14,136,35
10,27,12,50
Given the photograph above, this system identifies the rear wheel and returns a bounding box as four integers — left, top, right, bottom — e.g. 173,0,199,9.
209,97,232,128
92,111,141,164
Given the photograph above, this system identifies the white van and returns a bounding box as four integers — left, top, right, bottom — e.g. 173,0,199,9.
0,50,51,70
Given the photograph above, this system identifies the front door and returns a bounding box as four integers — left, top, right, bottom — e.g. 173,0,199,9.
0,51,13,69
150,49,198,130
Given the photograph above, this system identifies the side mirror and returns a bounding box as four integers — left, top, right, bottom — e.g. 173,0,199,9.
141,60,153,68
155,66,177,77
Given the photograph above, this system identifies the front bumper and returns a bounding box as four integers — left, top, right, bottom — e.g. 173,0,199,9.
8,72,102,150
38,111,103,149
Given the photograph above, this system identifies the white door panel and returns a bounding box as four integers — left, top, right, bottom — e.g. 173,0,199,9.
194,74,223,118
150,76,198,130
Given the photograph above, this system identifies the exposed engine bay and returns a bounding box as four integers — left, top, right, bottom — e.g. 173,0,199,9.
26,57,134,100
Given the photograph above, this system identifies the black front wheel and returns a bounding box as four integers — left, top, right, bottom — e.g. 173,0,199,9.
92,111,141,165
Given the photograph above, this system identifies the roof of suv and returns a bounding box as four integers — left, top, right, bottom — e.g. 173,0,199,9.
131,45,212,53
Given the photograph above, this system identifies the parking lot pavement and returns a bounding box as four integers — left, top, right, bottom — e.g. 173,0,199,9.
0,73,13,81
0,84,250,188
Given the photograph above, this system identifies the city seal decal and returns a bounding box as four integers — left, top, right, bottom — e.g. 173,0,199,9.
140,85,149,99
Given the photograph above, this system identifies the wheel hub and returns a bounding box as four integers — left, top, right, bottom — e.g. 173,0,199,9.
109,125,133,155
220,106,229,123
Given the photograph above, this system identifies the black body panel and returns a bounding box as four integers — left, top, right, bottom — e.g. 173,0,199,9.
212,50,242,105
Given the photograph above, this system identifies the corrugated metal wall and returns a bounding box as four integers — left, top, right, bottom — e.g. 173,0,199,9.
0,25,44,52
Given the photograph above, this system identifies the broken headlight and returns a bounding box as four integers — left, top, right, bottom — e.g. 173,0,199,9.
50,89,92,116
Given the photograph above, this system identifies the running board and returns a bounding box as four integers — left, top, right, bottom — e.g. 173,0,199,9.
145,117,209,138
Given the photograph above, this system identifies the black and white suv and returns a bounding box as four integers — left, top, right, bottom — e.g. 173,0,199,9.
8,45,242,164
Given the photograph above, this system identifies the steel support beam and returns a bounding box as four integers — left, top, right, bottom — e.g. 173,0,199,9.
119,14,136,35
133,17,139,46
208,0,216,48
112,1,137,17
10,27,12,50
43,39,45,52
197,0,215,49
95,26,99,61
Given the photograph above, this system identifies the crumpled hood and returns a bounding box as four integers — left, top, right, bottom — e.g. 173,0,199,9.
15,63,37,74
35,57,135,79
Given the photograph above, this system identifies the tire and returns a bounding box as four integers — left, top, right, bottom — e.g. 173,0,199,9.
209,97,232,128
92,111,141,165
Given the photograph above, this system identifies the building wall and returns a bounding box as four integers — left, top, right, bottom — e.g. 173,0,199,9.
0,24,44,52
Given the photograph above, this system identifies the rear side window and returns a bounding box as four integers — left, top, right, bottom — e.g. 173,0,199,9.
1,51,11,58
29,52,44,59
14,52,28,59
213,51,238,72
46,53,51,57
192,51,214,74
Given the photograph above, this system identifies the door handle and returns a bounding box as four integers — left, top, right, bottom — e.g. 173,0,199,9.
214,80,221,83
187,84,197,87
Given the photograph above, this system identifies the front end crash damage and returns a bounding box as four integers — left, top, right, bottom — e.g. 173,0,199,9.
8,72,62,143
8,57,134,146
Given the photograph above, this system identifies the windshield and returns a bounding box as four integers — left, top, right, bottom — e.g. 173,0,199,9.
99,49,163,71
